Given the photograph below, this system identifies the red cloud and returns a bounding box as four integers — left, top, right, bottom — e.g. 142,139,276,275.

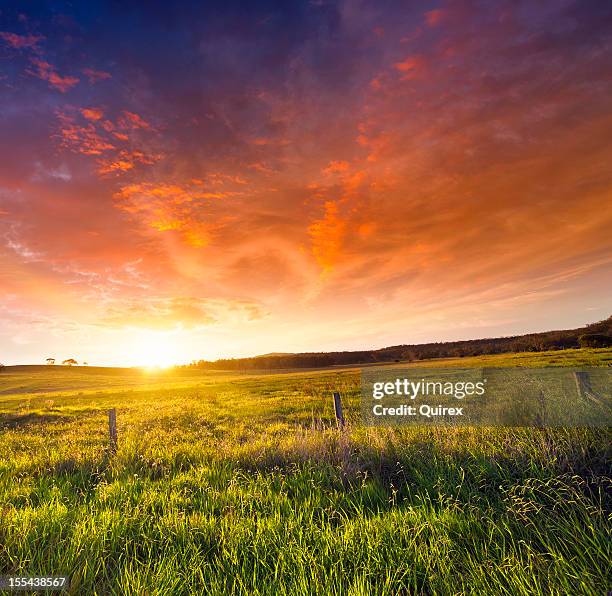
56,107,160,175
0,31,44,49
82,68,112,83
424,9,447,27
28,58,79,92
118,111,151,130
57,111,115,155
394,55,426,80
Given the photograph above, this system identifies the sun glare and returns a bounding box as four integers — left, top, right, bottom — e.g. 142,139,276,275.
124,331,181,369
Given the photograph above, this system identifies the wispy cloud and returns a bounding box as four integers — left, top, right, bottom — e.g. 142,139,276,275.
113,181,242,247
0,31,44,49
81,68,111,84
101,296,266,329
27,58,79,92
56,108,160,171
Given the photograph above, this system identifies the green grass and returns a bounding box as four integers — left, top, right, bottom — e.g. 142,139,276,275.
0,349,610,595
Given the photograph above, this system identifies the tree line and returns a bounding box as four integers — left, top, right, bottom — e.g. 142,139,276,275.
184,316,612,371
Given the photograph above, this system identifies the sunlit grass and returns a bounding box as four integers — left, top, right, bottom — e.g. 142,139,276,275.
0,348,610,594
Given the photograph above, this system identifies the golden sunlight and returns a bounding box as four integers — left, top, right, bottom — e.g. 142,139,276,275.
121,330,182,369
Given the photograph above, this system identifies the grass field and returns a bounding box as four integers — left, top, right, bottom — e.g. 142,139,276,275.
0,349,610,595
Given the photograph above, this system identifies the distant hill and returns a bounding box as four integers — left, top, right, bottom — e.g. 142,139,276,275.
186,316,612,371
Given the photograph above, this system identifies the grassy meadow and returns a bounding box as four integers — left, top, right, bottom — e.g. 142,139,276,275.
0,348,610,595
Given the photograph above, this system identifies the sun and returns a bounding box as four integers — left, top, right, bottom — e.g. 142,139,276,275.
124,330,182,369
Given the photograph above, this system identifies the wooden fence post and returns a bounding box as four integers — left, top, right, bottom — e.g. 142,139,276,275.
108,408,118,453
332,392,345,430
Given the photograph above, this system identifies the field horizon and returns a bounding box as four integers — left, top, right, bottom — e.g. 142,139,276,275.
4,314,610,371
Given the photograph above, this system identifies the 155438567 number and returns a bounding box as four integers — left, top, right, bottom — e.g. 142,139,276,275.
0,576,69,591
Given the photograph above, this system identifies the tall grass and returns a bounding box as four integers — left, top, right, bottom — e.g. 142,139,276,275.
0,349,610,594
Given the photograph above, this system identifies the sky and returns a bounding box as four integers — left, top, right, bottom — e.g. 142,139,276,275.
1,0,611,367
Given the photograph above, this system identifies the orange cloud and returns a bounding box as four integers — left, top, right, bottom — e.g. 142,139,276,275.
97,150,161,174
319,158,368,195
181,224,212,248
357,222,376,239
205,173,248,186
27,58,79,92
248,162,275,174
308,201,346,273
116,182,234,205
323,160,350,175
80,107,104,121
114,181,239,247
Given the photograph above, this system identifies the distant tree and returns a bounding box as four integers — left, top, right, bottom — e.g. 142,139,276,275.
62,358,78,366
578,334,612,348
0,362,5,371
46,357,55,365
82,361,89,366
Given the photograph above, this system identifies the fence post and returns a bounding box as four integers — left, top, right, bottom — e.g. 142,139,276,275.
573,371,602,404
108,408,118,453
332,392,345,430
